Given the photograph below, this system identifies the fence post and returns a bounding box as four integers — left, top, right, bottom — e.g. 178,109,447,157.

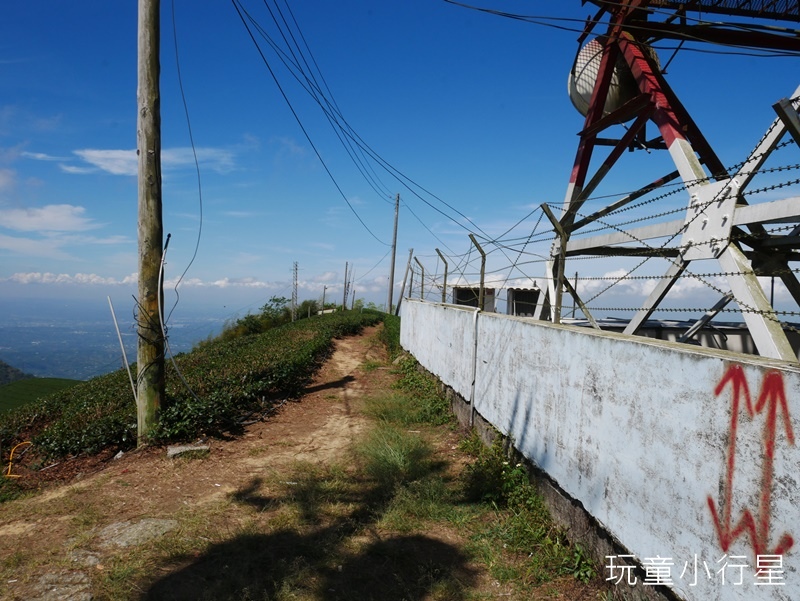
436,248,448,303
469,234,486,311
414,257,425,300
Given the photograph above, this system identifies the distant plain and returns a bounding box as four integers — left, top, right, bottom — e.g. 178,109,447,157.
0,297,226,380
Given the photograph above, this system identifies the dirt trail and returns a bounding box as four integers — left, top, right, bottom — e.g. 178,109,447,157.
0,325,395,600
0,326,606,601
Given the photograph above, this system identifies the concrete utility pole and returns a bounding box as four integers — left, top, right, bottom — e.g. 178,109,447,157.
322,285,327,312
395,248,413,316
387,193,399,313
136,0,164,446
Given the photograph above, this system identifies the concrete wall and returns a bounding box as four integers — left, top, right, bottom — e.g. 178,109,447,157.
400,299,799,601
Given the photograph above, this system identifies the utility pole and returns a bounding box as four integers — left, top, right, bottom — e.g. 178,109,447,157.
387,193,399,313
342,262,348,311
136,0,164,446
395,248,413,316
291,261,298,322
322,285,327,313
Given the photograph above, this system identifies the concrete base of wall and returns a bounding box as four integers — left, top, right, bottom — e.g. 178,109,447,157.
430,367,679,601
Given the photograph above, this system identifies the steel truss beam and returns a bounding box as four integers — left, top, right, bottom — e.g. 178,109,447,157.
536,0,800,362
585,0,800,23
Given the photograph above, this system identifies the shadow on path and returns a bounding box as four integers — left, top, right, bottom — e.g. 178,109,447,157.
142,476,476,601
142,530,474,601
303,375,356,395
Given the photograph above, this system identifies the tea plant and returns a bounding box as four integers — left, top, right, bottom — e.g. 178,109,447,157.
0,311,383,462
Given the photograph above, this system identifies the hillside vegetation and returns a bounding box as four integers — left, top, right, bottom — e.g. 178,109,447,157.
0,358,33,386
0,310,383,482
0,378,80,414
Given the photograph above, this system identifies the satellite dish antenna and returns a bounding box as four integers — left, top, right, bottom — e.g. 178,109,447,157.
568,38,640,118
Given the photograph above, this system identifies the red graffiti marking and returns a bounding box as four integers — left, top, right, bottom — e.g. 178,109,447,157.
707,364,795,558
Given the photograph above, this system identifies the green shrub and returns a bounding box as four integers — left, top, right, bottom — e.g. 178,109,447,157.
392,356,451,426
462,437,597,585
378,313,401,359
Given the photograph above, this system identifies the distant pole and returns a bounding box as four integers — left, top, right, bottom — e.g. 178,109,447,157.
136,0,164,446
348,268,356,310
291,261,298,322
387,193,400,313
322,285,327,312
342,262,348,311
395,248,413,316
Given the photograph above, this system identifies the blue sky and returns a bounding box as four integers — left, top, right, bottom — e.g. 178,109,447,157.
1,1,799,324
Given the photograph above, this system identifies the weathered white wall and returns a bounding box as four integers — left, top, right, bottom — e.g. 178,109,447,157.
400,299,799,601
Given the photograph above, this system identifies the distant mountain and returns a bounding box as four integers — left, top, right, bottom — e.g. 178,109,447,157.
0,359,33,386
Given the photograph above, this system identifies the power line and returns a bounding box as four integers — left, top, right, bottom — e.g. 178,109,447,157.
231,0,391,247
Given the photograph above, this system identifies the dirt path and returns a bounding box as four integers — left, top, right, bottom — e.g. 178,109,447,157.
0,326,399,600
0,326,606,601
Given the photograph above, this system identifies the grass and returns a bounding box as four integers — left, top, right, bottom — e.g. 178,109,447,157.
362,355,452,428
356,423,435,492
357,355,601,596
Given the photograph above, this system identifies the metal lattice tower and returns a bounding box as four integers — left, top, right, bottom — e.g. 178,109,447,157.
535,0,800,361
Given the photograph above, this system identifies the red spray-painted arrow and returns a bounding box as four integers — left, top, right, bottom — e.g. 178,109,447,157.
707,365,795,558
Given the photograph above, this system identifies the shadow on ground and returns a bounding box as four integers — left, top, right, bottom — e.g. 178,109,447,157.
142,530,474,601
142,476,476,601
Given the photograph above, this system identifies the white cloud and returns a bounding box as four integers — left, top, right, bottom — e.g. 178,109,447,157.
6,272,137,285
314,271,338,283
59,164,97,175
73,149,136,175
223,210,260,218
274,136,306,157
69,147,237,176
0,233,72,259
207,277,272,289
163,147,236,173
5,272,343,295
0,168,15,193
0,204,99,232
22,151,66,161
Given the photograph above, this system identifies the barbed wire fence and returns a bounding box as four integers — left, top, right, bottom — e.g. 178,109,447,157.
405,125,800,350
